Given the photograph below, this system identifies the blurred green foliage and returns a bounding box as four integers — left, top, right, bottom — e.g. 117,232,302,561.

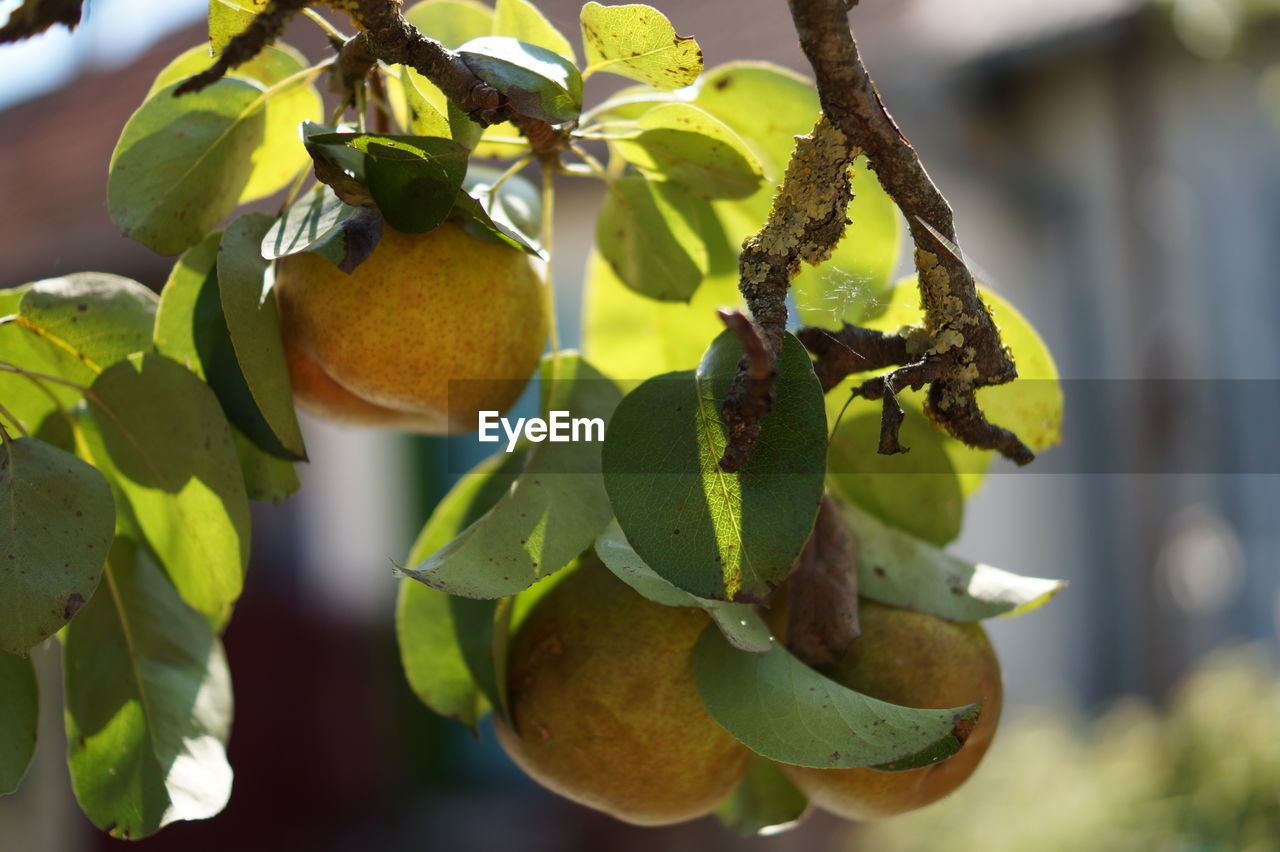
858,645,1280,852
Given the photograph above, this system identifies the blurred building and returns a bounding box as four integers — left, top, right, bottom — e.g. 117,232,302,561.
1,1,1277,850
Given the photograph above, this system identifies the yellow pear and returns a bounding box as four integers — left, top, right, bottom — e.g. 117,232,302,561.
274,222,546,434
496,557,751,826
778,598,1002,820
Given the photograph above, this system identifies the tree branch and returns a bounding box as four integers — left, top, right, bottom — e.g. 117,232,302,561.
724,0,1035,467
175,0,566,154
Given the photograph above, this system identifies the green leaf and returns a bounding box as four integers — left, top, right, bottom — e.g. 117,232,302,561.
14,273,157,370
580,2,702,89
596,175,715,301
464,166,543,240
207,0,264,55
64,538,232,839
150,43,323,204
611,103,763,199
0,320,94,438
602,332,826,602
397,449,526,729
594,520,773,653
0,437,114,654
82,354,250,616
693,625,979,769
0,650,38,796
108,79,267,255
308,131,469,234
153,232,293,458
693,62,899,327
449,190,542,255
261,185,384,272
403,356,621,598
715,756,809,837
834,495,1066,620
493,0,576,62
404,0,494,49
581,248,740,383
217,212,306,459
827,407,964,546
458,36,583,123
399,66,451,137
231,427,298,503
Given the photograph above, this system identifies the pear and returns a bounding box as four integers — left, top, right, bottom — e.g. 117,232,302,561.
274,222,545,434
496,558,751,826
779,598,1002,820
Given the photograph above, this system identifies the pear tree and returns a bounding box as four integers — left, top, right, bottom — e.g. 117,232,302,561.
0,0,1065,838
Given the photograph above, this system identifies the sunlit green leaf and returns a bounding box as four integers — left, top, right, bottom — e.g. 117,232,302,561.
404,0,494,48
594,520,773,653
611,103,763,199
493,0,576,63
64,538,232,839
0,650,38,796
108,79,266,254
602,332,826,602
827,406,964,546
580,2,702,89
399,66,451,136
834,495,1066,620
596,175,716,301
231,427,298,504
151,42,323,204
403,356,620,598
0,317,94,438
0,437,113,654
15,273,157,370
694,624,979,769
81,354,250,616
207,0,264,55
218,212,306,460
581,245,740,385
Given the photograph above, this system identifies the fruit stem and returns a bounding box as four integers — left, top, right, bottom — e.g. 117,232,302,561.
540,164,561,388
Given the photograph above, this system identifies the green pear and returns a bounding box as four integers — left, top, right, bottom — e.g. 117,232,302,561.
779,598,1002,820
496,557,751,826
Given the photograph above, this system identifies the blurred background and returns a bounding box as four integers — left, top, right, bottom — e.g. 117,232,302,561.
1,0,1278,848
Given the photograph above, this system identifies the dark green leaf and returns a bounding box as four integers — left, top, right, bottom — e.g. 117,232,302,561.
693,625,979,769
153,232,293,458
0,650,38,796
397,449,526,728
828,407,963,546
602,332,826,602
309,131,469,234
458,36,583,123
218,212,306,459
595,175,715,301
611,103,763,199
403,355,621,598
82,355,250,616
715,756,809,837
108,79,266,254
231,427,298,504
64,538,232,839
594,520,773,653
464,166,542,240
0,437,113,654
580,2,702,89
834,496,1066,620
261,185,385,272
449,190,542,256
16,273,157,370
